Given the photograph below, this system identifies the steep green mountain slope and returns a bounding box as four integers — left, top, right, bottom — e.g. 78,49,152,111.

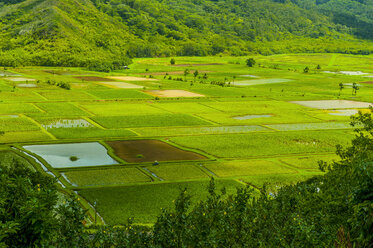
0,0,373,66
0,0,134,66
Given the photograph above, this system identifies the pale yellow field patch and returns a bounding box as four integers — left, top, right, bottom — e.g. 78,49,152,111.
108,76,158,81
5,77,36,82
97,81,144,89
146,90,205,98
70,83,89,89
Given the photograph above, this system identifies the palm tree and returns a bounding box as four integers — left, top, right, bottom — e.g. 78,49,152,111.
184,69,190,81
193,70,199,83
339,82,344,96
352,82,359,96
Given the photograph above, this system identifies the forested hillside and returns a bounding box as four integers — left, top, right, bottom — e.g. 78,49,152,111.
1,0,373,66
0,0,134,66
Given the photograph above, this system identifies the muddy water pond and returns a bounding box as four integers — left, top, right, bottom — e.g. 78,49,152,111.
106,140,207,163
23,142,118,168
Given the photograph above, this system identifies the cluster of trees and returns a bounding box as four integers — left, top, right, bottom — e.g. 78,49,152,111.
1,110,372,247
45,79,71,90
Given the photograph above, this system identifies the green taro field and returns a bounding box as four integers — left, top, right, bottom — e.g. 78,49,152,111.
1,54,372,225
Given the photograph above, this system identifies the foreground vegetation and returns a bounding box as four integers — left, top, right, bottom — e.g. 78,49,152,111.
1,110,372,247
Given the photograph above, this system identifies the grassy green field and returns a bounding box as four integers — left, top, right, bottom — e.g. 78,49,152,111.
1,54,372,225
169,130,354,158
79,179,243,224
91,114,212,128
62,167,152,187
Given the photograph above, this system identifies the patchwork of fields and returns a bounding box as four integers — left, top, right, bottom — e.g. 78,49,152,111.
1,54,373,225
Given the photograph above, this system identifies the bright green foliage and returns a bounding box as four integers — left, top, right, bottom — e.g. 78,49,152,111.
246,58,256,67
0,156,86,247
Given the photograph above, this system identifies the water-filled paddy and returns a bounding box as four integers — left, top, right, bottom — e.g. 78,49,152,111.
323,71,370,76
5,77,36,82
329,109,359,116
17,83,38,88
23,142,118,168
106,140,207,163
233,114,272,120
41,119,93,129
292,100,373,109
0,71,20,76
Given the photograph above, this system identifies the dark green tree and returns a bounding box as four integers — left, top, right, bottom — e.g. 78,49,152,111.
339,82,344,96
352,82,359,95
193,70,199,83
246,58,256,67
184,69,190,81
0,161,86,247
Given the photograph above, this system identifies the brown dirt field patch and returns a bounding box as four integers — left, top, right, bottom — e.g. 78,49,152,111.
106,140,207,163
145,90,205,98
44,70,83,75
360,81,373,84
140,70,212,76
75,76,115,81
172,63,223,67
108,76,158,81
